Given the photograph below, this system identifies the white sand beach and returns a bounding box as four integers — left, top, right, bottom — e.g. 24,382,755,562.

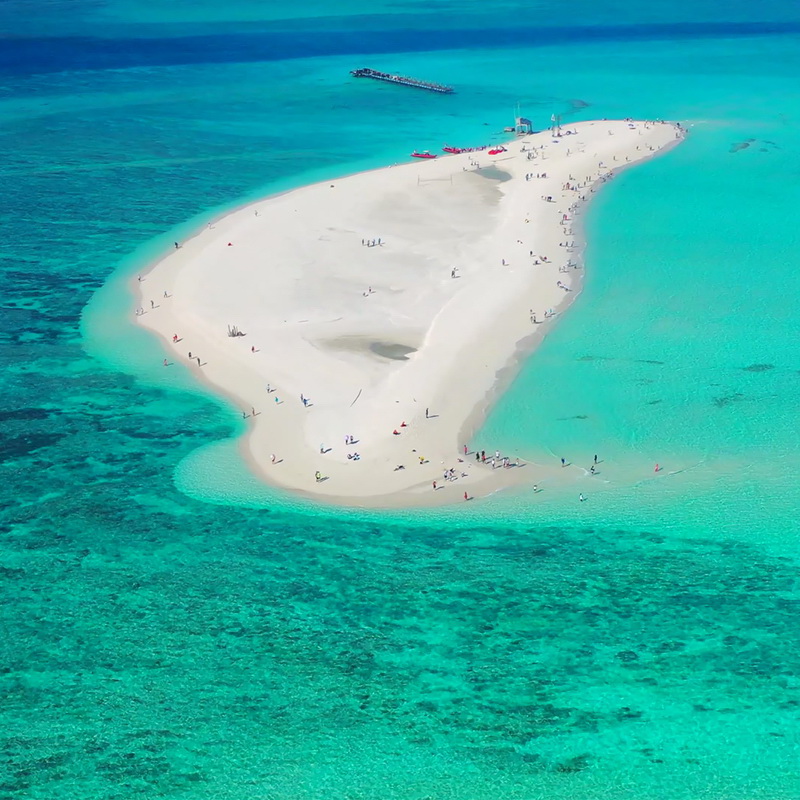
135,119,684,507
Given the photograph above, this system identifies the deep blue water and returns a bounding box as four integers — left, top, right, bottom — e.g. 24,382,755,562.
2,2,800,797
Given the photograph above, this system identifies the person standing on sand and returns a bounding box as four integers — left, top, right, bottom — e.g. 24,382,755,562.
433,481,437,490
561,457,566,467
196,357,200,366
463,445,468,455
425,408,429,418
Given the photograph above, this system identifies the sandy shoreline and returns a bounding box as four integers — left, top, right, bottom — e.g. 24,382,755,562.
134,119,684,508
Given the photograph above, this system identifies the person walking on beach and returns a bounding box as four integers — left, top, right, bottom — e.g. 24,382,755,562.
425,408,429,419
271,454,276,463
196,357,200,366
593,454,598,464
561,457,566,467
433,481,437,490
174,242,179,249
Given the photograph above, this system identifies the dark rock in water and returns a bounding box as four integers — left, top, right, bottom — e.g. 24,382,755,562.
713,392,745,408
0,566,25,578
554,754,590,773
730,141,751,153
616,650,639,662
741,363,774,372
0,407,53,421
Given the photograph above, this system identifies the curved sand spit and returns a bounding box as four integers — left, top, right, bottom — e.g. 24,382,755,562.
135,119,684,508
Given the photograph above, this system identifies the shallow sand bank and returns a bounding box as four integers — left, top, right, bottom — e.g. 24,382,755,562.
135,119,684,508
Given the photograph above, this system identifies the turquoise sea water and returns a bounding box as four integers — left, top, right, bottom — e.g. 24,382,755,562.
3,3,800,797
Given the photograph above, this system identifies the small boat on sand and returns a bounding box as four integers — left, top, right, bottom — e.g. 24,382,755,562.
442,144,488,154
488,146,507,155
411,150,437,159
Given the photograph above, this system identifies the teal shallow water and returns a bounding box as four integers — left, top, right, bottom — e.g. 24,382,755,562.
3,3,800,797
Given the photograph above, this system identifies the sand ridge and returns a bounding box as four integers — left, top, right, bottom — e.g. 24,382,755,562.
135,119,684,507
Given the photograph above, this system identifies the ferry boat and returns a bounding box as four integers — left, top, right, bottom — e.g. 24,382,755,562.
351,68,454,94
411,150,437,159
